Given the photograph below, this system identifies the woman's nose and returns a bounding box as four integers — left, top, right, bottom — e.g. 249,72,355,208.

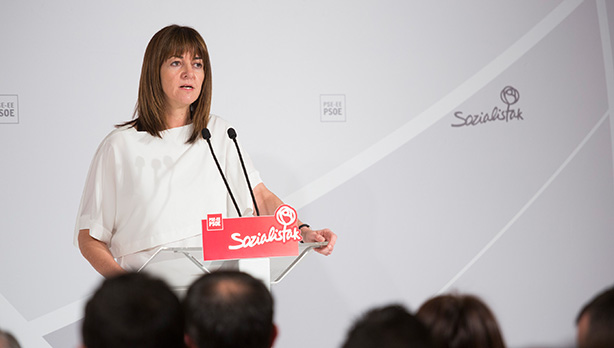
182,65,194,79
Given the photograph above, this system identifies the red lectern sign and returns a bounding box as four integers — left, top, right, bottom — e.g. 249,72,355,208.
202,204,302,261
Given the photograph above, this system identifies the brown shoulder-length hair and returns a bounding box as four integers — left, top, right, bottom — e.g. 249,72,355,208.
120,24,212,144
416,294,506,348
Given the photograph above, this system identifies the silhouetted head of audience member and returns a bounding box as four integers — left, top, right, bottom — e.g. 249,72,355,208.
576,286,614,348
416,293,506,348
81,272,184,348
184,271,276,348
341,304,433,348
0,329,21,348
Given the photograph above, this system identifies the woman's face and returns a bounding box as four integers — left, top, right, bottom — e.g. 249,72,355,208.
160,51,205,113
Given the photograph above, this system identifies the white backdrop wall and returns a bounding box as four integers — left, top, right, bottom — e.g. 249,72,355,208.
1,1,614,347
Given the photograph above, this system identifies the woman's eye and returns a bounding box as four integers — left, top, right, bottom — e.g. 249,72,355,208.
170,61,181,67
194,62,203,69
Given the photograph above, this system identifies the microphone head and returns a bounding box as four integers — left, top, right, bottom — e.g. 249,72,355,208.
227,128,237,140
201,128,211,140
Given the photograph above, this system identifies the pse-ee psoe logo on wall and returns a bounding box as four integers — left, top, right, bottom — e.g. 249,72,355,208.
320,94,346,122
451,86,522,128
0,95,19,124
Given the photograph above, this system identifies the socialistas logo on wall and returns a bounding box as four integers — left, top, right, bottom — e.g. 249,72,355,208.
451,86,523,128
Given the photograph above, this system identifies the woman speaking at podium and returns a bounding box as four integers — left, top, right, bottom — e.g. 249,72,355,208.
74,25,336,279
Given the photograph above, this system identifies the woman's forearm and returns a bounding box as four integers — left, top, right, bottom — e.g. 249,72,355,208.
77,229,126,278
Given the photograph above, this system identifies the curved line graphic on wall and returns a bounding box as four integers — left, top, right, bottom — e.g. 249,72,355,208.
284,0,584,209
438,110,611,294
597,0,614,178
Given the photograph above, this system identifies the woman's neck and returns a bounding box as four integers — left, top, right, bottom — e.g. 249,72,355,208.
164,107,191,129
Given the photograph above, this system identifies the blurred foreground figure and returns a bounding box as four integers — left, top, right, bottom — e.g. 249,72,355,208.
417,293,506,348
341,304,433,348
81,272,184,348
184,271,276,348
0,329,21,348
577,286,614,348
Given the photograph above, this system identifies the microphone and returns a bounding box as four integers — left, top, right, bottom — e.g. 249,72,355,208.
201,128,242,217
227,127,260,216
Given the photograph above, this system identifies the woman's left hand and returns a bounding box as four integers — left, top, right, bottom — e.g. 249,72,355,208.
300,227,337,256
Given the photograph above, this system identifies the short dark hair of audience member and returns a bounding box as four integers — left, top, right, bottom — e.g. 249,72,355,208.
341,304,433,348
82,272,184,348
416,294,506,348
184,271,276,348
576,286,614,348
0,329,21,348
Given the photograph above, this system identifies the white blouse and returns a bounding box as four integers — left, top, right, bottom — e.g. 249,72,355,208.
74,115,262,263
